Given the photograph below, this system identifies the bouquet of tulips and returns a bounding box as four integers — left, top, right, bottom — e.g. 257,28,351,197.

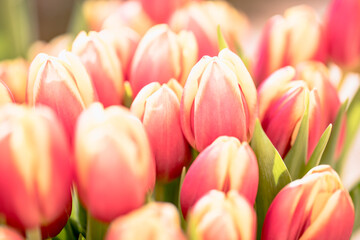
0,0,360,239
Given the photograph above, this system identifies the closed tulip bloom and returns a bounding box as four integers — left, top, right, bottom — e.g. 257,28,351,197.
0,81,14,105
0,226,24,240
130,24,198,96
188,190,256,240
0,58,28,103
253,5,326,85
0,104,72,230
131,80,191,181
74,103,155,222
262,165,354,240
180,136,258,217
181,48,257,151
326,0,360,69
139,0,190,23
258,66,322,159
27,51,96,140
170,1,249,59
105,202,186,240
72,30,124,106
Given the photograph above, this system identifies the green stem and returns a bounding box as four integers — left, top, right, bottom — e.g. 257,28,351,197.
26,227,41,240
86,213,108,240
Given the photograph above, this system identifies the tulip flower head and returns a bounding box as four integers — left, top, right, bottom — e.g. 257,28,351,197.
180,48,257,151
262,165,355,240
0,80,14,105
0,104,73,230
0,226,24,240
188,190,256,240
74,103,155,222
131,80,191,182
105,202,186,240
72,30,124,107
130,24,198,96
180,136,258,217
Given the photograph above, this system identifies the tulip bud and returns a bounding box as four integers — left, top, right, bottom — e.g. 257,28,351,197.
0,58,28,103
27,51,97,140
181,48,257,151
0,226,24,240
258,66,322,159
180,136,258,217
72,30,124,107
325,0,360,69
0,80,14,105
0,104,73,231
74,103,155,222
262,165,354,240
139,0,190,23
130,24,198,96
105,202,186,240
188,190,256,240
253,5,326,85
131,80,191,181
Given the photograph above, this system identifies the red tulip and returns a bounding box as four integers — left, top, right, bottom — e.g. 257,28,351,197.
27,51,97,140
105,202,186,240
253,5,326,85
131,80,191,181
325,0,360,69
139,0,190,23
262,165,354,240
0,80,14,105
130,24,198,97
180,136,258,217
0,226,24,240
180,48,257,151
0,104,73,231
72,30,124,107
258,66,322,159
188,190,256,240
74,103,155,222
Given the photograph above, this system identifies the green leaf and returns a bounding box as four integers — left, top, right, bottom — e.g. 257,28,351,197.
350,182,360,233
320,100,348,168
250,120,292,239
53,221,76,240
284,90,309,180
67,0,88,37
303,124,332,175
217,25,229,51
70,189,87,236
78,234,86,240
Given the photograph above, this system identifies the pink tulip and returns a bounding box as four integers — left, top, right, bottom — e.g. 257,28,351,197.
131,79,191,181
74,103,155,222
170,1,249,59
253,5,326,85
139,0,190,23
180,136,258,217
130,24,198,97
180,48,257,151
0,226,24,240
325,0,360,69
262,165,354,240
72,30,124,107
0,104,73,231
105,202,186,240
188,190,256,240
27,51,97,140
258,66,322,159
0,80,14,105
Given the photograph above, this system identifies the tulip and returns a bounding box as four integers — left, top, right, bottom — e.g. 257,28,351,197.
0,80,14,105
253,5,326,85
72,30,124,107
325,0,360,69
74,103,155,222
0,58,28,103
258,66,322,159
102,1,154,36
0,226,24,240
180,136,258,218
0,104,73,231
188,190,256,240
27,51,97,140
131,80,191,181
105,202,186,240
139,0,190,23
170,1,249,59
130,24,198,96
262,165,354,240
180,48,257,151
